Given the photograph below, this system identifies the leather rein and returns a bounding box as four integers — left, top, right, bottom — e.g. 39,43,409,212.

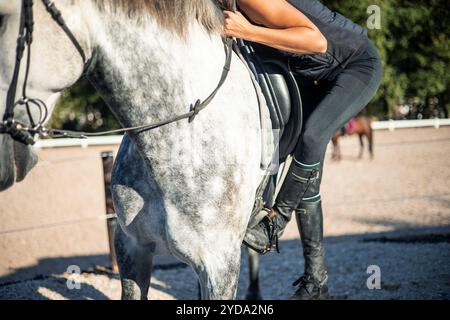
0,0,236,145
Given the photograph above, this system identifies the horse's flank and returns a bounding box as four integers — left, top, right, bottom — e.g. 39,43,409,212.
91,0,224,38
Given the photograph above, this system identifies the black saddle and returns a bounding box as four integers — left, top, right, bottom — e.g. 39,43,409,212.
237,39,303,162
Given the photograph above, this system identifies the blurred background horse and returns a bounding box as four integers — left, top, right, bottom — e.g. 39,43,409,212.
331,113,374,161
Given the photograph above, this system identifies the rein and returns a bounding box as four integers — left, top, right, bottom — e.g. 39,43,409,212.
0,0,236,145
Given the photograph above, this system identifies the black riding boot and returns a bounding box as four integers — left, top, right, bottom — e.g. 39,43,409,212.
243,160,321,254
290,199,329,300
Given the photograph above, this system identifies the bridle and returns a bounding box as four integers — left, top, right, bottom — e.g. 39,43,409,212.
0,0,236,145
1,0,88,145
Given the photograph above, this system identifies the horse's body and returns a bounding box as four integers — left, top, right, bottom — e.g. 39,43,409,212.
331,114,373,161
0,0,276,299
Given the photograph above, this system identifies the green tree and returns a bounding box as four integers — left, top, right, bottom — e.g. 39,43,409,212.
324,0,450,119
391,0,450,118
49,78,119,132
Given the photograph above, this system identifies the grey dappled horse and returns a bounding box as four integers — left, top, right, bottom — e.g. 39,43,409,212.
0,0,277,299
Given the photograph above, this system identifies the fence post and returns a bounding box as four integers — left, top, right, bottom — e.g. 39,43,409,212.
101,151,119,273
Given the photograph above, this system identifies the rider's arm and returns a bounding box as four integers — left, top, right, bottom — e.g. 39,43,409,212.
223,0,327,55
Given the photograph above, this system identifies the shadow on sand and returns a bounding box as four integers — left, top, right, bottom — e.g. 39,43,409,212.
0,224,449,300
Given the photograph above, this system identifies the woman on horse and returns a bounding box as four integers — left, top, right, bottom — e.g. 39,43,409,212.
223,0,383,299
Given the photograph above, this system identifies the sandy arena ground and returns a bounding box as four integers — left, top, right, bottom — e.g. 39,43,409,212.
0,127,449,300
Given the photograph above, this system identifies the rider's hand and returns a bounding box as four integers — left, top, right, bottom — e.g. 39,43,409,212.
223,10,255,39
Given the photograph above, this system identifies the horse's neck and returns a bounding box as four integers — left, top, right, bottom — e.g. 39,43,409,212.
80,5,267,172
85,8,227,132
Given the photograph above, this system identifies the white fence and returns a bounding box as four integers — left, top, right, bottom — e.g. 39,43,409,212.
33,119,450,149
34,135,123,149
371,118,450,131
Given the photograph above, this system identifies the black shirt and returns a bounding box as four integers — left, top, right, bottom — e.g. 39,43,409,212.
282,0,369,81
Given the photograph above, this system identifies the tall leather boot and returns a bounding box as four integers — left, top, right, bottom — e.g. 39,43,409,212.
289,198,329,300
243,159,321,254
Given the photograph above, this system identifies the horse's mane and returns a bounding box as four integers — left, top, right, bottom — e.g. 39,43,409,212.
94,0,226,37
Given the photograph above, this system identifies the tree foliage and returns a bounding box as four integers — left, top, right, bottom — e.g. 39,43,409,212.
49,78,119,132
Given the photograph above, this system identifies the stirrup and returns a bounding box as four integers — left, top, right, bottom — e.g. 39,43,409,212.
248,208,272,229
244,208,280,255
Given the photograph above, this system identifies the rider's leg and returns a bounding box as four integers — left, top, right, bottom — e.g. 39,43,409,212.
290,158,329,300
290,44,383,300
244,41,383,258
